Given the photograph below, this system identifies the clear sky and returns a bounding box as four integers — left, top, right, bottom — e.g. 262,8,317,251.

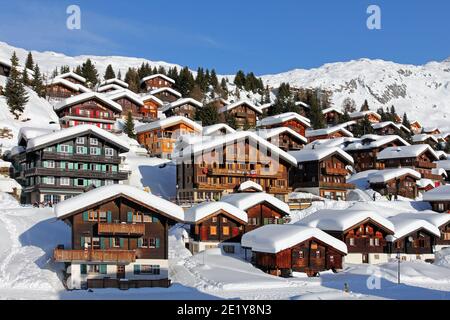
0,0,449,75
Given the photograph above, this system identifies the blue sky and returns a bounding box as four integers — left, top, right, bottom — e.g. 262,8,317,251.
0,0,449,74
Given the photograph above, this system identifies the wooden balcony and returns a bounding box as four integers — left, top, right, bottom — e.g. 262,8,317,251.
415,161,437,169
320,181,355,189
53,249,136,263
24,167,129,180
322,167,348,175
207,168,282,178
42,151,121,164
422,172,443,181
98,223,145,236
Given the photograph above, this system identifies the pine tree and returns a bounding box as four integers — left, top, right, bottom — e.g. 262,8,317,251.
341,97,356,113
339,110,351,124
225,113,237,130
233,70,246,88
210,69,219,91
4,52,29,119
124,68,140,93
309,92,325,129
51,67,59,78
80,59,99,88
195,102,219,126
123,111,136,138
264,85,271,104
117,70,122,80
353,115,374,137
60,65,70,74
25,52,34,70
31,64,46,98
74,65,82,76
22,66,29,86
176,67,195,97
104,64,116,80
360,99,370,112
402,112,411,130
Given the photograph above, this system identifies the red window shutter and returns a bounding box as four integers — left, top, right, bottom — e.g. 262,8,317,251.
232,227,239,237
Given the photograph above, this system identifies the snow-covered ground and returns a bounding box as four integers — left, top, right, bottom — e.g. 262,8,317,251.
0,193,449,300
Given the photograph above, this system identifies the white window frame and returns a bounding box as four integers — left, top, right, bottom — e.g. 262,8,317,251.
76,137,85,144
90,138,98,145
105,148,114,157
60,145,70,153
46,176,55,185
60,177,70,186
76,146,84,154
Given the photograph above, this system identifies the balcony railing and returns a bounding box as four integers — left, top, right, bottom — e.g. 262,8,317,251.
422,172,443,181
53,249,136,263
24,167,129,180
295,181,355,189
98,223,145,236
42,152,121,164
207,168,282,178
322,167,349,176
415,161,437,169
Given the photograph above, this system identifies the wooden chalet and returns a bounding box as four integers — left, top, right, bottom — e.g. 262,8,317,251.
185,201,248,254
409,213,450,251
299,209,395,264
257,112,311,137
372,121,411,136
149,87,182,103
289,147,355,200
140,74,175,92
422,127,441,135
0,59,11,77
412,134,439,150
46,77,91,100
136,116,202,159
410,120,423,135
344,134,410,172
174,131,297,202
257,127,307,151
54,92,122,131
53,185,184,290
218,100,262,129
57,72,87,86
202,123,236,136
294,101,310,118
141,94,164,122
241,224,347,277
322,107,343,127
97,78,129,93
105,89,144,119
160,97,203,120
435,160,450,183
305,125,354,143
368,168,421,199
349,111,381,124
423,185,450,213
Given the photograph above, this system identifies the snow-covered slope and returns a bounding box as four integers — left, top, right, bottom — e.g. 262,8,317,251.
261,58,450,131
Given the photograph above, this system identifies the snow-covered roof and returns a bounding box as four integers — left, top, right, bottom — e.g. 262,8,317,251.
377,144,439,161
423,126,440,133
423,185,450,202
140,74,175,85
238,181,263,192
221,192,291,216
218,100,263,114
99,78,129,88
54,92,123,112
322,107,343,115
305,137,356,150
435,160,450,171
160,98,203,113
105,89,144,106
397,212,450,229
298,209,395,233
294,101,310,108
257,112,311,128
0,159,12,169
349,111,381,120
149,87,182,98
412,134,439,144
27,124,130,151
0,176,22,193
417,178,435,189
56,72,86,84
368,168,421,184
174,131,298,166
257,127,308,144
46,77,91,93
202,123,236,136
55,184,184,221
435,151,449,160
289,147,354,164
305,125,354,138
372,121,411,133
185,201,248,223
241,224,347,254
386,215,441,242
18,127,57,143
135,116,203,133
141,94,164,106
344,134,410,151
97,84,125,93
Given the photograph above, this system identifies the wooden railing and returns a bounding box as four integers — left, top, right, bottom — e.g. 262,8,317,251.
42,152,121,164
322,167,348,175
415,161,437,169
320,181,355,189
53,249,136,263
98,223,145,236
24,167,129,180
422,172,443,181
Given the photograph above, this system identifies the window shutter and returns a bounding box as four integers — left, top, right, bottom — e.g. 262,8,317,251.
138,238,143,247
100,237,105,249
107,211,112,223
68,145,73,154
155,238,160,248
43,161,48,168
109,237,113,248
83,147,88,154
133,264,140,274
102,164,107,172
80,236,85,248
68,163,74,170
56,145,61,153
99,264,107,274
80,264,87,275
82,211,89,221
127,212,133,223
120,238,124,248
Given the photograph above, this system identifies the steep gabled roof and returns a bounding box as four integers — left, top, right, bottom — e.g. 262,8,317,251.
141,94,164,106
202,123,236,136
289,147,354,164
349,110,381,120
56,72,86,84
423,185,450,202
97,84,126,93
99,78,129,88
218,100,263,114
386,215,441,241
322,107,343,115
140,74,176,85
46,77,91,93
135,116,203,133
377,144,439,161
368,168,421,183
54,92,123,112
55,184,184,222
105,89,144,106
238,181,264,192
185,201,248,223
257,112,311,128
344,134,410,151
150,87,182,98
160,97,203,113
257,127,307,144
372,121,411,133
305,125,353,138
221,192,291,216
412,134,439,144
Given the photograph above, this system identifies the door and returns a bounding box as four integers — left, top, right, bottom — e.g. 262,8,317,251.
200,226,208,241
117,265,125,279
362,253,369,264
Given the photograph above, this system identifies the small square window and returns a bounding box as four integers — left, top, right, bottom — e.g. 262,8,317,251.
76,137,85,144
90,138,98,145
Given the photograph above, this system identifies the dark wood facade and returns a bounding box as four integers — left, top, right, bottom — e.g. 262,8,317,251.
46,82,80,99
428,200,450,213
437,221,450,246
0,61,11,77
369,174,419,199
163,101,201,120
244,202,287,233
190,210,246,243
262,119,308,137
323,110,341,127
141,75,174,92
152,89,180,103
219,103,259,129
389,228,437,255
112,97,142,119
265,131,305,151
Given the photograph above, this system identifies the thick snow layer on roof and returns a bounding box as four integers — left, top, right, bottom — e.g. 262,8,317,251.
97,84,125,93
434,151,449,160
386,215,441,241
135,116,203,133
185,201,248,223
241,224,347,254
55,184,184,221
0,159,12,168
202,123,236,136
295,101,310,108
174,131,298,166
105,89,144,106
257,127,307,144
140,94,164,106
140,74,175,85
397,212,450,229
99,78,129,88
221,192,290,216
432,167,448,177
349,111,381,120
257,112,311,128
368,168,421,183
412,134,439,143
297,209,395,233
27,124,130,151
218,100,262,114
372,121,411,133
305,125,354,138
18,127,56,142
423,185,450,201
150,87,181,97
305,137,356,150
377,144,439,161
54,92,123,112
344,135,410,151
289,147,354,164
436,160,450,171
322,107,343,115
46,77,91,93
56,72,86,83
238,181,263,192
417,178,435,189
160,98,203,113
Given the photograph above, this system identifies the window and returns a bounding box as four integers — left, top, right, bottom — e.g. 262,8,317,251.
222,217,228,223
90,138,98,145
140,238,148,248
92,237,100,249
60,177,70,186
76,146,85,154
212,217,217,223
349,238,355,246
45,176,55,185
46,160,55,168
248,217,258,226
369,238,374,246
298,251,304,259
135,265,160,275
112,237,121,248
375,238,380,246
90,147,100,155
315,250,321,258
76,137,85,144
105,180,114,186
222,245,235,254
148,238,158,248
438,203,445,211
89,211,98,221
99,211,107,222
210,226,217,235
60,145,70,153
222,226,230,236
105,148,114,157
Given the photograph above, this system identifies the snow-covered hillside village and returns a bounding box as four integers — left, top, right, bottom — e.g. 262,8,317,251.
0,40,449,300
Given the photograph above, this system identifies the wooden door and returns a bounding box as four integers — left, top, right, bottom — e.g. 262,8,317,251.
200,226,208,241
117,265,125,279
